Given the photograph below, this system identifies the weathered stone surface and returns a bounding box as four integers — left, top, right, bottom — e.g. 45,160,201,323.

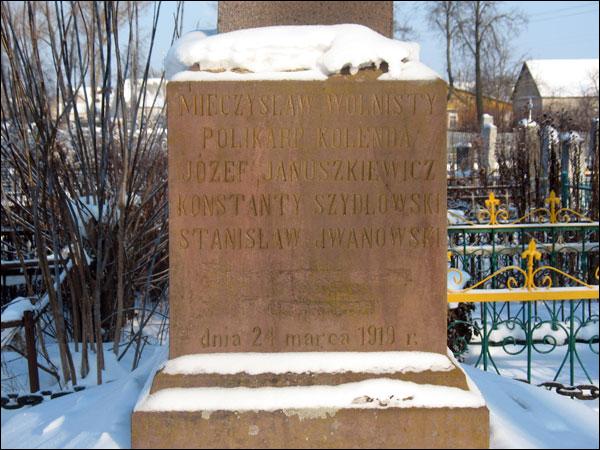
132,406,489,449
149,367,470,392
131,70,490,450
167,79,448,358
218,1,393,38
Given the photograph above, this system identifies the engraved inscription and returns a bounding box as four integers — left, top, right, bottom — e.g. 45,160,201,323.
261,159,436,182
179,94,313,117
176,92,440,118
168,80,448,355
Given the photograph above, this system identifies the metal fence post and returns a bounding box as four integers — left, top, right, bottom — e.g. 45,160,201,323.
23,310,40,393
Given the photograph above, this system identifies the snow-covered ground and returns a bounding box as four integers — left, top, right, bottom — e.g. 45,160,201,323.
464,364,598,449
1,343,598,449
464,343,599,412
1,345,166,449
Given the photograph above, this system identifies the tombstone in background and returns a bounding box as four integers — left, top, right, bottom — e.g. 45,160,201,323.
559,131,585,206
559,132,570,204
540,124,559,197
481,114,497,173
522,121,541,204
218,1,393,37
131,13,489,450
588,118,599,161
456,142,473,176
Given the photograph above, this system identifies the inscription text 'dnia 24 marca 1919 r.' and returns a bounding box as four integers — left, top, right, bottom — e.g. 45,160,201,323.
168,80,448,357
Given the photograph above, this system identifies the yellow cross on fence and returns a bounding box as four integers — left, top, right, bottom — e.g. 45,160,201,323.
545,191,561,223
485,193,501,225
521,239,542,290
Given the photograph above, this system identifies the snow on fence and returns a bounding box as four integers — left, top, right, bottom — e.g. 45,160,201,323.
1,258,74,393
448,220,598,390
447,191,596,226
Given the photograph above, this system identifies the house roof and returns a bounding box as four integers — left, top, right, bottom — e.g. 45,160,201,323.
524,59,598,98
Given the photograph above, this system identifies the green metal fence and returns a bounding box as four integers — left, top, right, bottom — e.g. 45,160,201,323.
448,222,599,388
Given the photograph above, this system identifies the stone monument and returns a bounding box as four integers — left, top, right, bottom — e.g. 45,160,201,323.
218,1,393,37
132,5,489,448
481,113,498,173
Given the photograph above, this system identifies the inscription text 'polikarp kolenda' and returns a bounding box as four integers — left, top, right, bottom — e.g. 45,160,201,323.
168,80,448,355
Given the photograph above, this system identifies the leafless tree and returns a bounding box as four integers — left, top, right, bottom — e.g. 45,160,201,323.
426,1,460,100
572,69,600,129
481,44,525,103
1,1,183,387
456,1,526,126
393,2,418,41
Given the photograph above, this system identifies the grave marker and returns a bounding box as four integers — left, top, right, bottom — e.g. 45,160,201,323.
132,7,489,447
168,79,448,358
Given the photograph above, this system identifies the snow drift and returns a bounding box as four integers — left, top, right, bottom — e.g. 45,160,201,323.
165,25,439,81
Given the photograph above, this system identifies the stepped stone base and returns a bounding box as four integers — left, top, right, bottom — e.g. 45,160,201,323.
148,365,471,392
133,406,488,449
131,361,489,449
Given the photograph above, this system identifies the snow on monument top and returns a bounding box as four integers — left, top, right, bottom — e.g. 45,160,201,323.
165,24,439,81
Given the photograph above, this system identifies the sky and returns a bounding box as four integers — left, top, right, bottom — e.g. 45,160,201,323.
146,1,599,78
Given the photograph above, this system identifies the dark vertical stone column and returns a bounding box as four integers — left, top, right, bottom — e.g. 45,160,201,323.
218,1,394,37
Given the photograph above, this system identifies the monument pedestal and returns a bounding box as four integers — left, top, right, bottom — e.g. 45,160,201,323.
136,20,491,448
132,353,488,448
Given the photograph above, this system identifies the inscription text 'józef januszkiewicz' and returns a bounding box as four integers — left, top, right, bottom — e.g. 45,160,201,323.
168,80,448,357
